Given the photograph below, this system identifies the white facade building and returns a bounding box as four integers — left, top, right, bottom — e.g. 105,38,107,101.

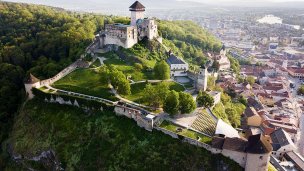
166,54,189,77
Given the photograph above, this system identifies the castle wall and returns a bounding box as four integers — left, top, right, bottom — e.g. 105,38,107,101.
25,82,40,99
222,149,247,167
114,106,153,131
170,63,189,77
103,25,138,48
138,19,158,41
146,20,158,40
245,153,270,171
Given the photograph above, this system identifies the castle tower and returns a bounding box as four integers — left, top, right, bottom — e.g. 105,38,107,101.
129,1,145,26
197,67,208,91
220,44,226,56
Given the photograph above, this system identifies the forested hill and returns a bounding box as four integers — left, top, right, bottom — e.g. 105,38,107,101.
158,20,221,66
0,2,105,167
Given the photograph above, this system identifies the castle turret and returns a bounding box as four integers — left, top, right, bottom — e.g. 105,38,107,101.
129,1,145,26
197,66,208,91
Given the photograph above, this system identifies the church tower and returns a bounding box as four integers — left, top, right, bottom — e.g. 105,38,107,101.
129,1,145,26
197,67,208,91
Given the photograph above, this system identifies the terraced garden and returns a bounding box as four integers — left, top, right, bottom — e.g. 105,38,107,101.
190,109,217,136
159,120,212,144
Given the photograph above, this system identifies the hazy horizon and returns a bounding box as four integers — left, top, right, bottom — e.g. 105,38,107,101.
3,0,304,15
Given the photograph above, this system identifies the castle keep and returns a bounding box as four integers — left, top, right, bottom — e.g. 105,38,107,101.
98,1,158,49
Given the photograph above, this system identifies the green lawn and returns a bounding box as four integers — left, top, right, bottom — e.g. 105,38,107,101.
104,56,155,81
124,81,185,103
52,69,117,101
160,121,212,144
89,59,101,68
7,99,242,170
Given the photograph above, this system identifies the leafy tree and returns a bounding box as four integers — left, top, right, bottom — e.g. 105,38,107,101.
179,92,196,114
227,55,240,75
246,76,255,86
134,63,143,71
207,76,216,90
298,85,304,95
196,91,214,108
142,82,169,108
110,69,131,95
211,61,220,72
164,91,180,115
221,93,231,105
239,96,248,106
225,108,240,128
154,60,170,80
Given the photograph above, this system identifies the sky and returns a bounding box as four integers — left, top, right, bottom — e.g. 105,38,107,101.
4,0,304,11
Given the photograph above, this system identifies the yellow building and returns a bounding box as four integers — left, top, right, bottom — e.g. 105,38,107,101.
244,107,263,127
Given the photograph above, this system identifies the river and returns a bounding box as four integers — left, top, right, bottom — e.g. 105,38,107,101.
257,15,301,30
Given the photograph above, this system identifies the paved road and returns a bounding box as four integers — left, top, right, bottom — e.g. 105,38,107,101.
109,84,156,112
45,85,115,105
287,76,304,156
130,79,173,85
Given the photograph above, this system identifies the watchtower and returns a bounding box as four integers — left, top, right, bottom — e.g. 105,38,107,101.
197,66,208,91
129,1,145,26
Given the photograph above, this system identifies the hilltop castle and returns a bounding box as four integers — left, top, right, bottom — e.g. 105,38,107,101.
98,1,158,49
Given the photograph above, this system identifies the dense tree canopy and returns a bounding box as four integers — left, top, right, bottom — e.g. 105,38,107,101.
0,3,106,168
298,85,304,95
227,55,241,75
196,91,214,108
159,20,221,67
154,60,170,80
246,76,256,86
179,92,196,114
164,91,180,115
142,82,169,108
212,93,246,128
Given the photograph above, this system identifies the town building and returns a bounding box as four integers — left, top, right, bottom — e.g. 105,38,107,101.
212,134,273,171
217,46,231,71
244,107,263,127
270,128,297,158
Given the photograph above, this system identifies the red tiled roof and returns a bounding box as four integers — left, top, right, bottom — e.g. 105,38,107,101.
288,67,304,74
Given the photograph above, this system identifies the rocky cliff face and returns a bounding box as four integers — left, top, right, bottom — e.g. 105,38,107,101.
8,144,63,171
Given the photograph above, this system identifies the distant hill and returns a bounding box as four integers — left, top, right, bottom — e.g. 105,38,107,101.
5,0,206,14
6,0,304,12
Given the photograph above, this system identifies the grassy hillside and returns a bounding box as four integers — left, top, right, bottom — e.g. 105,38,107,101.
5,99,242,170
52,68,118,101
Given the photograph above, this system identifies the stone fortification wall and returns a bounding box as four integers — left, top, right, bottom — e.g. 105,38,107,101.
222,149,247,167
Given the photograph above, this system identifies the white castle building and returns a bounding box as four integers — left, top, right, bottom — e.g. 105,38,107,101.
166,53,189,77
98,1,158,49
